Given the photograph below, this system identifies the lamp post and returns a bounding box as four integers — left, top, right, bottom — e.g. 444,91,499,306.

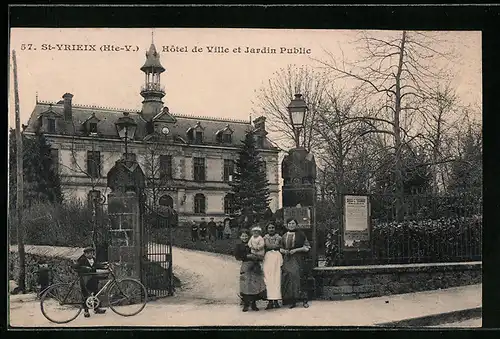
283,93,318,270
287,93,308,148
107,112,145,282
115,112,137,158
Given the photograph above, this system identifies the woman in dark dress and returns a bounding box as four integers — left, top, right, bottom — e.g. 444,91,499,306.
280,218,311,308
235,228,266,312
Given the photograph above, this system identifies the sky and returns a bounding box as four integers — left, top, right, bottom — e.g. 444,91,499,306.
8,28,482,144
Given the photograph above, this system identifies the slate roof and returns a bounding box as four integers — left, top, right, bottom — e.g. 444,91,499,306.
140,43,165,73
25,100,277,149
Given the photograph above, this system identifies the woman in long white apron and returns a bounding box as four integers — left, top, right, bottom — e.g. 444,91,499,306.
263,223,283,310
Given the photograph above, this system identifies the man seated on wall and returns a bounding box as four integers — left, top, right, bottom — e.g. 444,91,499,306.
74,247,108,318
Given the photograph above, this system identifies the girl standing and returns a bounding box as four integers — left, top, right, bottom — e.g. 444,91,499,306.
263,223,283,310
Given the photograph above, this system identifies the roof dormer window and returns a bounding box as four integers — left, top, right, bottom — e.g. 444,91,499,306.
187,121,205,144
47,118,56,133
223,133,232,143
216,124,234,144
195,131,203,144
38,103,61,134
82,112,100,136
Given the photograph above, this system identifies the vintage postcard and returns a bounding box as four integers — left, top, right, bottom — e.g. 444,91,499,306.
8,27,482,328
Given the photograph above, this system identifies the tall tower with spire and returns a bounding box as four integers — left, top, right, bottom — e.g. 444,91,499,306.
140,36,166,121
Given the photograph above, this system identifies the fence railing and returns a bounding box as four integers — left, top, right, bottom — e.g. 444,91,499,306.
317,193,482,267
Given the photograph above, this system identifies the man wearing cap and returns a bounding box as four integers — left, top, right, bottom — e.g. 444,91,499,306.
75,246,108,318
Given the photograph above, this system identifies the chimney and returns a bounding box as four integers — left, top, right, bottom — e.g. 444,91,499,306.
62,93,73,121
253,116,266,132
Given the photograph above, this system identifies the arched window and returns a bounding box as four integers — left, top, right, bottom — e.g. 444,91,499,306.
158,194,174,208
194,193,206,214
224,193,235,215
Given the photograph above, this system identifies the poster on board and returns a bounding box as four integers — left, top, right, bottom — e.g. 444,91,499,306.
343,195,371,250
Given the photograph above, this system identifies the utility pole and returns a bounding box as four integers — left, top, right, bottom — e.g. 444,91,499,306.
12,50,26,293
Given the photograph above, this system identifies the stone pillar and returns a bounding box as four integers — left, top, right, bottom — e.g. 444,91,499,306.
281,147,317,264
106,157,146,280
107,191,142,279
281,147,318,299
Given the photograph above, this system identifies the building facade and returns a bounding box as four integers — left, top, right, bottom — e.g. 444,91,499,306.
23,41,280,224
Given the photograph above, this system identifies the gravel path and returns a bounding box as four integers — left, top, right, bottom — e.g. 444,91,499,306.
9,285,482,327
10,243,241,305
149,244,241,305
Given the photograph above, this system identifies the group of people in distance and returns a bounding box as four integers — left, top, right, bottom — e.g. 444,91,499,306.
235,218,311,312
190,217,232,242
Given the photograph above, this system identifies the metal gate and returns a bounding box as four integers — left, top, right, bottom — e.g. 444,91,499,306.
141,209,174,298
91,196,174,298
91,199,109,263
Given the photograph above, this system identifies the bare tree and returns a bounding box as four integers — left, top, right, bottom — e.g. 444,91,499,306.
313,88,370,210
140,133,173,212
62,123,119,249
314,30,457,220
252,64,330,151
64,130,115,200
419,82,460,193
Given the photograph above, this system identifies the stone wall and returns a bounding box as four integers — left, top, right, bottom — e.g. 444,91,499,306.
313,262,482,300
9,244,180,296
9,245,83,293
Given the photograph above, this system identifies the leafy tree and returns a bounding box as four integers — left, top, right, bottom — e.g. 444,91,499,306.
230,131,271,225
9,129,63,210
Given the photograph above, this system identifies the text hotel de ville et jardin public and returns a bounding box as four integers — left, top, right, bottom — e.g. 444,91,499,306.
20,43,312,54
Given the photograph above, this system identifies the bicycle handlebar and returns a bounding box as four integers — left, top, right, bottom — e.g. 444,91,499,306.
74,262,125,274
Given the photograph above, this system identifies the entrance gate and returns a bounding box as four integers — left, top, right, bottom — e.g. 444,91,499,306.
141,209,174,298
92,202,174,298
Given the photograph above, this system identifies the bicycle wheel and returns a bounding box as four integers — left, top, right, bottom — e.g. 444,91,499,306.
107,278,147,316
40,283,83,324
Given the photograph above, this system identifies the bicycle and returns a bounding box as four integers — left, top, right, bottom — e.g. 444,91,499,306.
40,262,148,324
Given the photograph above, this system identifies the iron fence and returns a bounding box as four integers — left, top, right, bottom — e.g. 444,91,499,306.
317,193,482,267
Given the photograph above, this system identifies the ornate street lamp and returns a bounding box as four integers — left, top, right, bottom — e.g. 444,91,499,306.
283,92,318,279
115,112,137,157
287,93,308,148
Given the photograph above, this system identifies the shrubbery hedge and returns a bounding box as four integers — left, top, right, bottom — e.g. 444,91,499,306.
325,215,482,266
9,199,96,247
151,227,240,256
370,194,482,221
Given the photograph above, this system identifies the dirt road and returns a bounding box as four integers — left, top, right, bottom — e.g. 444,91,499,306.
159,244,240,304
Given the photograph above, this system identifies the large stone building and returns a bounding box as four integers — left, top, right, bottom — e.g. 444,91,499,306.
23,41,280,223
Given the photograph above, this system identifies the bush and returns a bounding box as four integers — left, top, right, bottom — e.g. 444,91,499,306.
9,250,79,293
150,226,240,256
325,215,482,266
370,194,482,221
9,199,97,247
